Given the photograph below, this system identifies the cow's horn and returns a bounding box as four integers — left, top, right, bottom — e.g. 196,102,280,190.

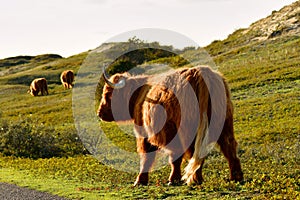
102,66,126,89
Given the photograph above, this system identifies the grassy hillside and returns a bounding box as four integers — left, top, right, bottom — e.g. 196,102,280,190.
0,52,88,158
0,2,299,199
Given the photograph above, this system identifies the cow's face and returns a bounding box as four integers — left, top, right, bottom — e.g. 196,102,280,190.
97,83,114,121
97,74,130,122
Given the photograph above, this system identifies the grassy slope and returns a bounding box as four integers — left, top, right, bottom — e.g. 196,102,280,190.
0,52,87,124
0,18,299,200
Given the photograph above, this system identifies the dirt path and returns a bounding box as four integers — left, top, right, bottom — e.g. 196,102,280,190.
0,182,68,200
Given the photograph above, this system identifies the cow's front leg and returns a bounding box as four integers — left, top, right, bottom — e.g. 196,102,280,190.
134,138,157,186
168,154,183,185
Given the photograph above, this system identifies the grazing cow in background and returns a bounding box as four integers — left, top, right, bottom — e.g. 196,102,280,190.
27,78,49,96
97,66,243,186
60,70,74,89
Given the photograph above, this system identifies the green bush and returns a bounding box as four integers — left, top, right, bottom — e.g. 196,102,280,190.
107,58,136,75
0,118,87,159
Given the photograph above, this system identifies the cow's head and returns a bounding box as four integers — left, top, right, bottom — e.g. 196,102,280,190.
27,88,37,96
97,67,131,122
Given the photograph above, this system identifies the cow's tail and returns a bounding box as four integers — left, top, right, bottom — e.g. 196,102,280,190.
182,67,226,185
182,112,209,185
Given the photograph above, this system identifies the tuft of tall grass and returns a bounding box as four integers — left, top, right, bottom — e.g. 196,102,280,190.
0,117,87,158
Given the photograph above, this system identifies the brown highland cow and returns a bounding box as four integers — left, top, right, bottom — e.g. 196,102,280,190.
97,66,243,186
28,78,49,96
60,70,74,89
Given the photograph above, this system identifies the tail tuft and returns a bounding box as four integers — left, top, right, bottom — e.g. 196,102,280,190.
182,113,208,185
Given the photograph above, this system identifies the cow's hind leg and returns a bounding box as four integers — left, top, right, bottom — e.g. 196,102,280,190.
191,158,205,185
182,155,205,185
218,119,243,182
168,154,183,185
45,86,49,95
168,155,205,185
134,138,157,186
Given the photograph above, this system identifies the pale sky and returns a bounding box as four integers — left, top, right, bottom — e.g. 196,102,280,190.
0,0,296,59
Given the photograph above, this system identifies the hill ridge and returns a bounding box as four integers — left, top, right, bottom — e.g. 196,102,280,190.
205,1,300,56
243,0,300,42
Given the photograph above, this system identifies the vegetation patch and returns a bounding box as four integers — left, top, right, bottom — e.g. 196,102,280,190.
0,10,299,198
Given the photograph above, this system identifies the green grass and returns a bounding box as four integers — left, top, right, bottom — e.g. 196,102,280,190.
0,142,299,199
0,32,299,199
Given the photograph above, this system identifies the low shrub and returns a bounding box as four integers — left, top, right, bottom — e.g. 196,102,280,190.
0,117,87,159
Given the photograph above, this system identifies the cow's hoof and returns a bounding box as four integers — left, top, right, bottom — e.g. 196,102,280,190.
134,173,149,187
133,180,148,187
167,180,183,186
231,171,244,182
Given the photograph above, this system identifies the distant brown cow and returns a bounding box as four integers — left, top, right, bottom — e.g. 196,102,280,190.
98,66,243,186
27,78,49,96
60,70,74,89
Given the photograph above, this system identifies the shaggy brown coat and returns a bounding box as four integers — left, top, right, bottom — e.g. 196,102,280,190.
60,70,74,89
28,78,49,96
97,66,243,186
